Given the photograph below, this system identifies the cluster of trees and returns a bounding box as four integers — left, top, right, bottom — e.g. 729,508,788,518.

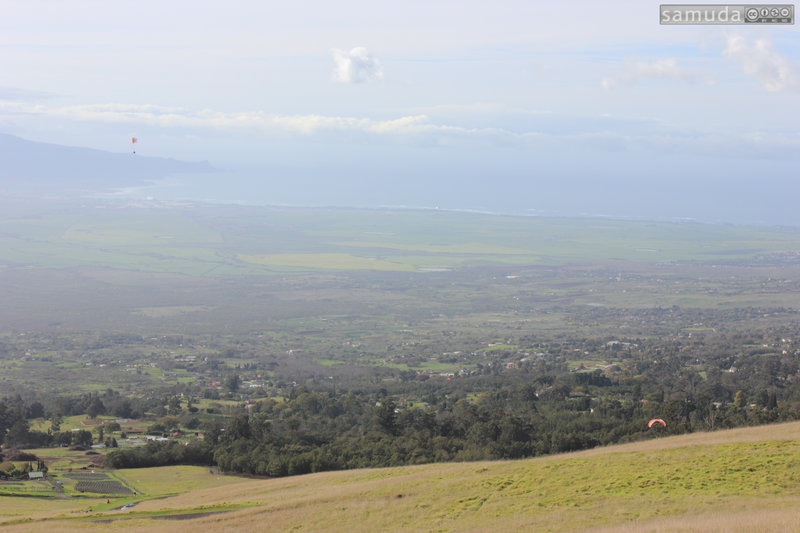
5,324,800,479
0,413,95,450
0,453,46,480
102,362,800,477
0,392,144,449
104,440,211,469
211,382,797,477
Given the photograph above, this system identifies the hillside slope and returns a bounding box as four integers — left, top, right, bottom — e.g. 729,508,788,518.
0,132,213,199
3,422,799,532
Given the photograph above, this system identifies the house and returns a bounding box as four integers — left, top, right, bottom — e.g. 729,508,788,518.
28,471,45,480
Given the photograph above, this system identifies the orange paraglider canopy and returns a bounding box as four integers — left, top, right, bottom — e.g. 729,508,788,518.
131,137,138,144
648,418,666,428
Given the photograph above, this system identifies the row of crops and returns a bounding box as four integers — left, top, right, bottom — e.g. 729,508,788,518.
64,472,132,494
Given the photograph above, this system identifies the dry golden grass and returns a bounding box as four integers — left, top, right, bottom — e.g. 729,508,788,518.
1,422,799,532
569,421,800,456
113,465,249,497
585,497,800,533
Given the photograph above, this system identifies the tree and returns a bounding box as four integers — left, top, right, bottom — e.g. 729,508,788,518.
225,414,252,441
87,398,106,419
767,392,778,410
755,389,769,408
168,396,182,414
72,430,93,447
110,399,133,419
376,399,398,435
202,421,222,446
4,420,31,447
734,390,746,409
225,374,241,393
26,401,45,419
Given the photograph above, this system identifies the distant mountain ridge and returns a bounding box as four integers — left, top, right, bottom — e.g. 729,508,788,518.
0,132,214,197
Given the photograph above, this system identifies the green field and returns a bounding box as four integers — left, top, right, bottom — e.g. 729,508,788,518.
4,206,800,277
238,252,420,271
113,465,250,498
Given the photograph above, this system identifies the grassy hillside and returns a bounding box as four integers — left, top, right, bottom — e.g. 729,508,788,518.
2,422,799,532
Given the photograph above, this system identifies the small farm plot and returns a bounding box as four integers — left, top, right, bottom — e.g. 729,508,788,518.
0,481,56,497
64,472,132,495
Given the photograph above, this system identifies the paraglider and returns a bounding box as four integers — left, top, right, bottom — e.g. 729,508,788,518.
131,137,137,154
648,418,666,428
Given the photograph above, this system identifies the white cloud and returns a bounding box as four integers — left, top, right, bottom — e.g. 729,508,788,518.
0,101,447,135
602,58,705,89
723,34,800,92
331,47,383,83
2,100,798,159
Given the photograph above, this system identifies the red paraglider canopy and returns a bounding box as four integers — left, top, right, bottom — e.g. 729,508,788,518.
132,137,138,144
648,418,666,428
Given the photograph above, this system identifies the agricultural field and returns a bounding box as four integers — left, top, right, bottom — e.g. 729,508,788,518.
3,204,800,279
67,472,132,495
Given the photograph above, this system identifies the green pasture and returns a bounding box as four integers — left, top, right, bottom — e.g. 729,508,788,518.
31,415,113,434
25,446,107,472
331,239,534,255
0,482,52,499
477,344,519,353
113,465,249,498
193,398,242,413
3,206,800,277
315,358,346,366
374,360,458,372
237,253,419,272
0,494,100,519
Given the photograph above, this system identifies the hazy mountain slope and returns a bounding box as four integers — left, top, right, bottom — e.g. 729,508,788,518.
4,422,799,532
0,132,213,197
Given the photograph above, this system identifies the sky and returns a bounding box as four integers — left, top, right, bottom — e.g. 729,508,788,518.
1,1,799,224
